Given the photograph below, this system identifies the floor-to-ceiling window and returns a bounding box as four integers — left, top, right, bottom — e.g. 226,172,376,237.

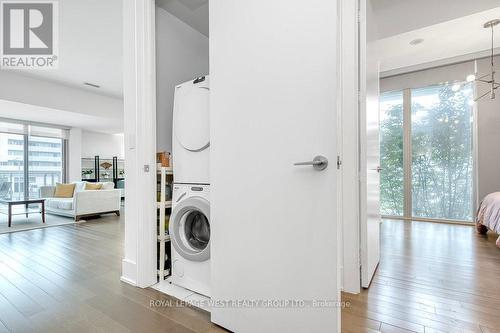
0,120,67,200
380,82,474,222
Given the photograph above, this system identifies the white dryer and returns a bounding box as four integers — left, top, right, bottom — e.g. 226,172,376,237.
169,183,210,296
172,76,210,185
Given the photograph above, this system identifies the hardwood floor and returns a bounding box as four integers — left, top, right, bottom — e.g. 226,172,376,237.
0,216,499,332
342,219,500,333
0,214,225,333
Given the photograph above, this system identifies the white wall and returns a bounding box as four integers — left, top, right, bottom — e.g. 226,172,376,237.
156,7,209,152
81,130,124,159
475,57,500,202
380,61,475,93
68,128,82,182
65,129,124,182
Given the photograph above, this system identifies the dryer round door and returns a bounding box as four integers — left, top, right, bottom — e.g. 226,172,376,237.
169,196,210,262
173,85,210,152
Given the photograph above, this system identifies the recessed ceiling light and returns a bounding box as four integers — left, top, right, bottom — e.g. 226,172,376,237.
409,38,424,46
84,82,100,88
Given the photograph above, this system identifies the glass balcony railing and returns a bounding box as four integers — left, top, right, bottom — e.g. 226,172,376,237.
0,171,62,200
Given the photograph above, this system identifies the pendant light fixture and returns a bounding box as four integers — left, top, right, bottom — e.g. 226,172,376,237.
467,19,500,102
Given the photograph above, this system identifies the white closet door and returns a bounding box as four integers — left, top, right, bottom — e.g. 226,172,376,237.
210,1,340,332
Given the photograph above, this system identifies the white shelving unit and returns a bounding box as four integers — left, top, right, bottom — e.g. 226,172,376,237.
157,166,173,280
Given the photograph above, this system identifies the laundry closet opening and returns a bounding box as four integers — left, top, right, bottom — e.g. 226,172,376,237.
152,0,211,308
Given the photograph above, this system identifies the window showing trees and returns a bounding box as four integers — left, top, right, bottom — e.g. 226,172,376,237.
411,84,473,221
380,91,404,216
380,83,474,222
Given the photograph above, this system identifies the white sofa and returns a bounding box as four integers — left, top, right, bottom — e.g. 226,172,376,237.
39,181,121,221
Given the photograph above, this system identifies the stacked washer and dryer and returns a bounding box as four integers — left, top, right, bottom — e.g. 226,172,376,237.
169,76,211,297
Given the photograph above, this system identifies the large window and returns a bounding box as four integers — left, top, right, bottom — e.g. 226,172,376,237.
380,83,474,222
0,120,67,199
28,136,64,198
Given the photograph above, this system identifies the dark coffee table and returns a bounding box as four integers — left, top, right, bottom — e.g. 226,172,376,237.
0,198,46,227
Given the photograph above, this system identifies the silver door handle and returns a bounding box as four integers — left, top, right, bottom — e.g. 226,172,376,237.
369,166,382,172
294,155,328,171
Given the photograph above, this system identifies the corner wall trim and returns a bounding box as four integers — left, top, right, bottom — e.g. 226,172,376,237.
121,258,138,286
122,0,158,289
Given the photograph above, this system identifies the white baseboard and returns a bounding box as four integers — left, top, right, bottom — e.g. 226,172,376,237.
121,258,137,286
120,275,137,286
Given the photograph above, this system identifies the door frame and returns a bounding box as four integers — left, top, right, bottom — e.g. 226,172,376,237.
122,0,364,297
338,0,362,294
121,0,158,288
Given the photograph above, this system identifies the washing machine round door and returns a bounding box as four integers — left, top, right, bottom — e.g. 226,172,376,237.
173,85,210,152
170,196,210,262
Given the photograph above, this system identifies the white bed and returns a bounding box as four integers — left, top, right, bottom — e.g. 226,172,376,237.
476,192,500,247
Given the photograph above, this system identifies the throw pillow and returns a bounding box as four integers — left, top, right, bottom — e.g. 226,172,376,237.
85,183,103,190
54,183,76,198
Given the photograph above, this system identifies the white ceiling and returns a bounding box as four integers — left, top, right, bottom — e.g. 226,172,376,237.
371,0,500,39
156,0,209,36
0,100,122,134
13,0,210,100
11,0,123,98
11,0,497,97
372,7,500,74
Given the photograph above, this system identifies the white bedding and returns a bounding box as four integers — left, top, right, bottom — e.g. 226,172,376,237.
476,192,500,247
477,192,500,234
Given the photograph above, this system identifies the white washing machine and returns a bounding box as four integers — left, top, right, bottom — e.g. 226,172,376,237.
169,183,210,296
172,76,210,185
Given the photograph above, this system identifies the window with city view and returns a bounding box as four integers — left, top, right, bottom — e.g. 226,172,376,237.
379,83,474,222
28,136,64,198
0,122,65,200
0,133,25,200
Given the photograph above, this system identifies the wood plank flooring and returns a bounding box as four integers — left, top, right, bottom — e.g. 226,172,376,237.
0,214,225,333
0,216,499,332
342,219,500,333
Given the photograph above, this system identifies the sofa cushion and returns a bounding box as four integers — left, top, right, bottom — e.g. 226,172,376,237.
46,198,74,210
73,181,87,192
100,182,115,190
54,183,75,198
